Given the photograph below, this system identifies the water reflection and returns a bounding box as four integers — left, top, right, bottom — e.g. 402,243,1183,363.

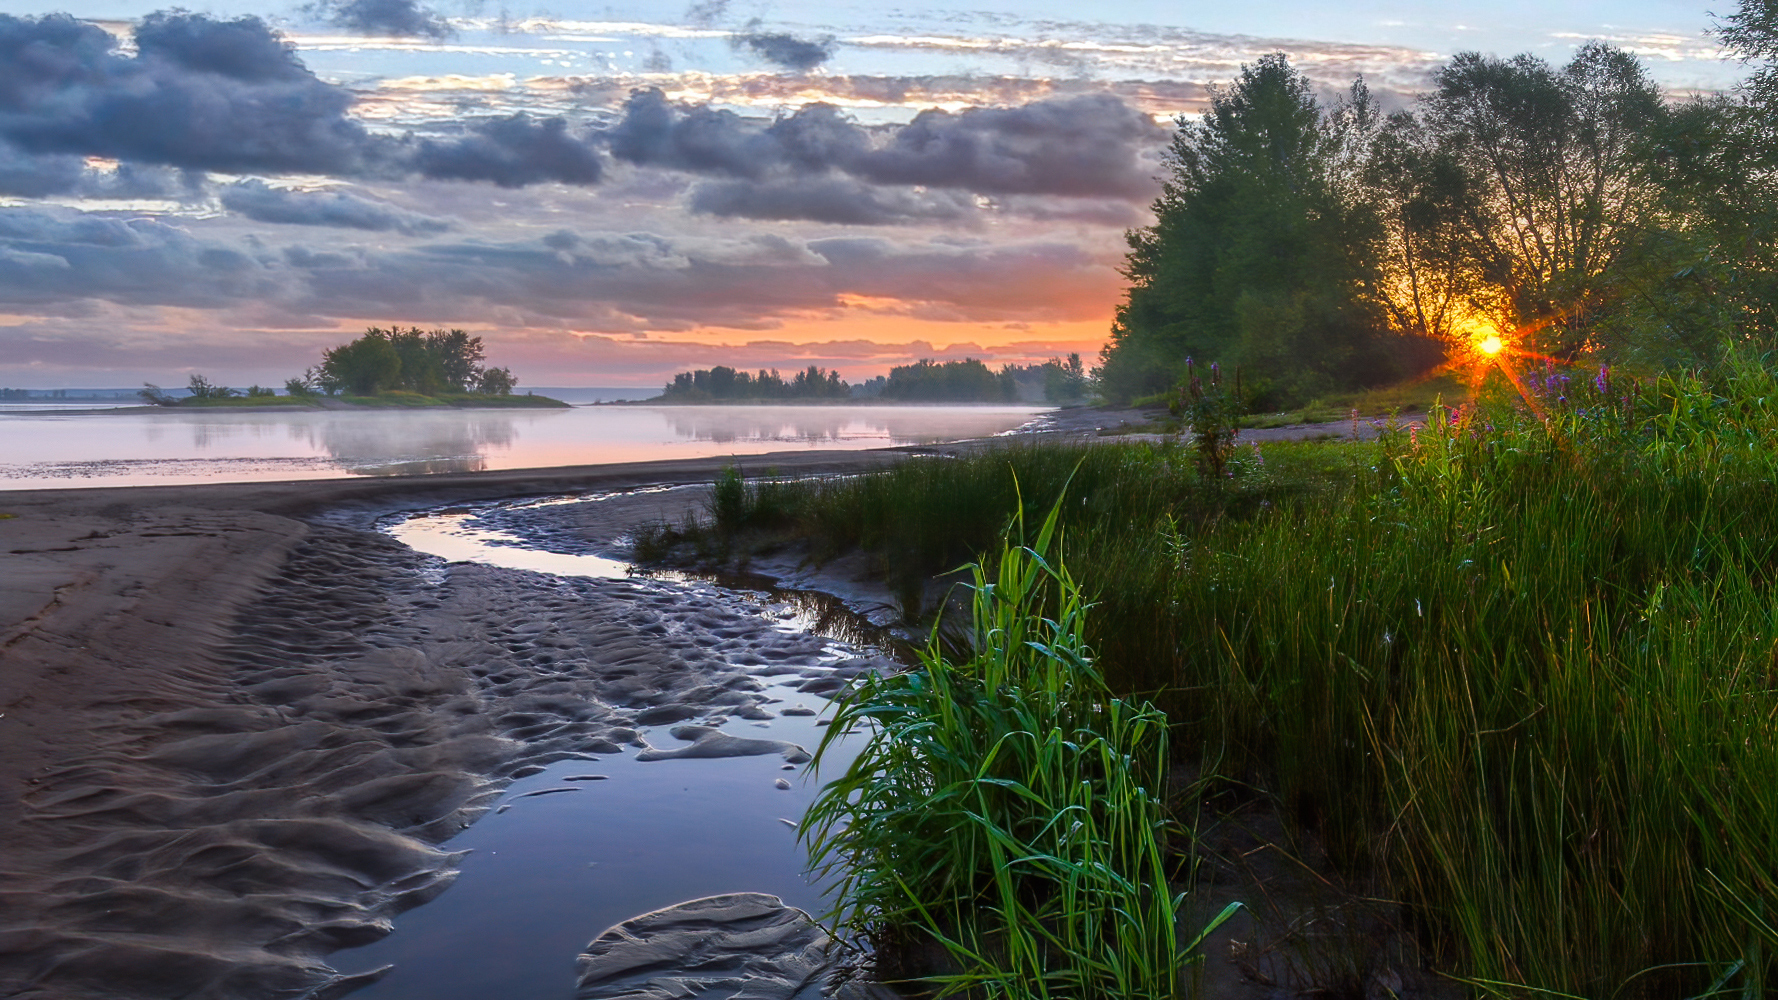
281,412,521,476
655,405,1041,446
0,404,1045,489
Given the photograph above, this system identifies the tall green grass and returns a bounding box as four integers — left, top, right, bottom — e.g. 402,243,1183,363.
650,349,1778,995
802,495,1239,998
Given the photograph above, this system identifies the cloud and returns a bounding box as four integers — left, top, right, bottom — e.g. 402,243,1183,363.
314,0,453,40
0,12,606,190
220,180,455,234
688,176,978,225
414,115,604,187
0,141,84,198
731,28,838,71
0,198,1117,333
853,96,1164,199
0,12,385,177
684,0,731,28
0,206,289,310
603,88,1164,201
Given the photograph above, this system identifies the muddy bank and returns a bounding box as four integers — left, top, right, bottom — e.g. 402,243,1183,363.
0,452,901,999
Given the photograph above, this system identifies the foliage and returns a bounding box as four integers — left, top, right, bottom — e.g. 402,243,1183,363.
185,373,237,399
883,358,1009,402
883,357,1089,403
1168,358,1243,478
1099,55,1440,407
661,364,850,401
311,326,505,396
1043,353,1089,403
477,366,517,395
1406,44,1667,358
138,383,175,406
803,496,1238,998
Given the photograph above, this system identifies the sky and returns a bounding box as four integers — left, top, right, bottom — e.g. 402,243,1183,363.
0,0,1751,388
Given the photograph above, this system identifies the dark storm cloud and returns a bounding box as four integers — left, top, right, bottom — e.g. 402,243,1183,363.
857,96,1164,199
313,0,453,39
0,12,605,190
413,115,604,188
731,29,837,71
602,88,1163,203
220,180,454,235
0,12,384,177
0,136,205,200
688,177,977,225
0,141,83,198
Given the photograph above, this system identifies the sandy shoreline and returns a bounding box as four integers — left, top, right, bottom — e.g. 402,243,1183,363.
0,447,929,999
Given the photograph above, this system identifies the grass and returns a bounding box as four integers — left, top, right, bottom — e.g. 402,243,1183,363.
802,494,1239,998
640,349,1778,997
1130,371,1474,430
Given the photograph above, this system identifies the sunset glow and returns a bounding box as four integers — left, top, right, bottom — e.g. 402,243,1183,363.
0,1,1741,389
1478,335,1504,356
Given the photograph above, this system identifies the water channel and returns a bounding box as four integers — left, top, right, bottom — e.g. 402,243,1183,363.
331,492,887,999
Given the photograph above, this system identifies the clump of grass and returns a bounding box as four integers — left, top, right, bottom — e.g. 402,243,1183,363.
803,492,1238,998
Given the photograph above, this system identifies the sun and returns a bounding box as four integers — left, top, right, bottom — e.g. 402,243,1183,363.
1477,335,1504,356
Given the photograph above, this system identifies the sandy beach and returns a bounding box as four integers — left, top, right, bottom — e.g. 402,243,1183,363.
0,446,933,999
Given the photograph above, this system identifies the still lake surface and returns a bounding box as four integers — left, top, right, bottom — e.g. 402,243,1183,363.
0,403,1047,489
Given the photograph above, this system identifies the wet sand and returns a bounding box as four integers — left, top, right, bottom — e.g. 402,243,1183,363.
0,449,909,999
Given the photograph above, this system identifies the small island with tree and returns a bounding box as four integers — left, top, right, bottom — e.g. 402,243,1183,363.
140,327,567,409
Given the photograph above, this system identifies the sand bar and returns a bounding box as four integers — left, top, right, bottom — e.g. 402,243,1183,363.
0,448,915,999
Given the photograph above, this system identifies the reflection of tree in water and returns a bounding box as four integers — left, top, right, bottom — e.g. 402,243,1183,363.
657,406,1036,446
277,412,527,476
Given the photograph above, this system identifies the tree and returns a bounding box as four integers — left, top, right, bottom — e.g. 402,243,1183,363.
1044,353,1088,403
185,373,236,399
1413,44,1665,357
1099,55,1426,407
319,329,402,395
477,367,517,395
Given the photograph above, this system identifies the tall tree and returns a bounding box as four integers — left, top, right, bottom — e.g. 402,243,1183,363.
1099,55,1426,406
1414,44,1665,357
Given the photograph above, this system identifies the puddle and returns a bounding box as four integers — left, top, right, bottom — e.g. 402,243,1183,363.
348,494,886,999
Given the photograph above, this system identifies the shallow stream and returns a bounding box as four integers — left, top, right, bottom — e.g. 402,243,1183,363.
334,493,883,999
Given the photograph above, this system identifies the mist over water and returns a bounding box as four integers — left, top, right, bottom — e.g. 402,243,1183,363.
0,405,1047,489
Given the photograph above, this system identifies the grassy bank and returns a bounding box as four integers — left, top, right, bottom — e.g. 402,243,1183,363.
641,354,1778,997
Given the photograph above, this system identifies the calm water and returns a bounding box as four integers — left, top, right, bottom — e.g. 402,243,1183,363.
0,404,1046,489
329,501,875,1000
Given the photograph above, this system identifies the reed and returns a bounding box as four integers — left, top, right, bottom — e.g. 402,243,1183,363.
801,493,1239,998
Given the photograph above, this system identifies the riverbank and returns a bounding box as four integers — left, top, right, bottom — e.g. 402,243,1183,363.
0,450,913,999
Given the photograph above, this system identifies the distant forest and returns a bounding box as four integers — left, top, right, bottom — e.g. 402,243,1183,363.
1099,16,1778,406
659,355,1088,403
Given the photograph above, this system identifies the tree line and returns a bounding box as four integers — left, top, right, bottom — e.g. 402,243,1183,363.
1099,2,1778,406
660,365,851,401
658,355,1089,403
